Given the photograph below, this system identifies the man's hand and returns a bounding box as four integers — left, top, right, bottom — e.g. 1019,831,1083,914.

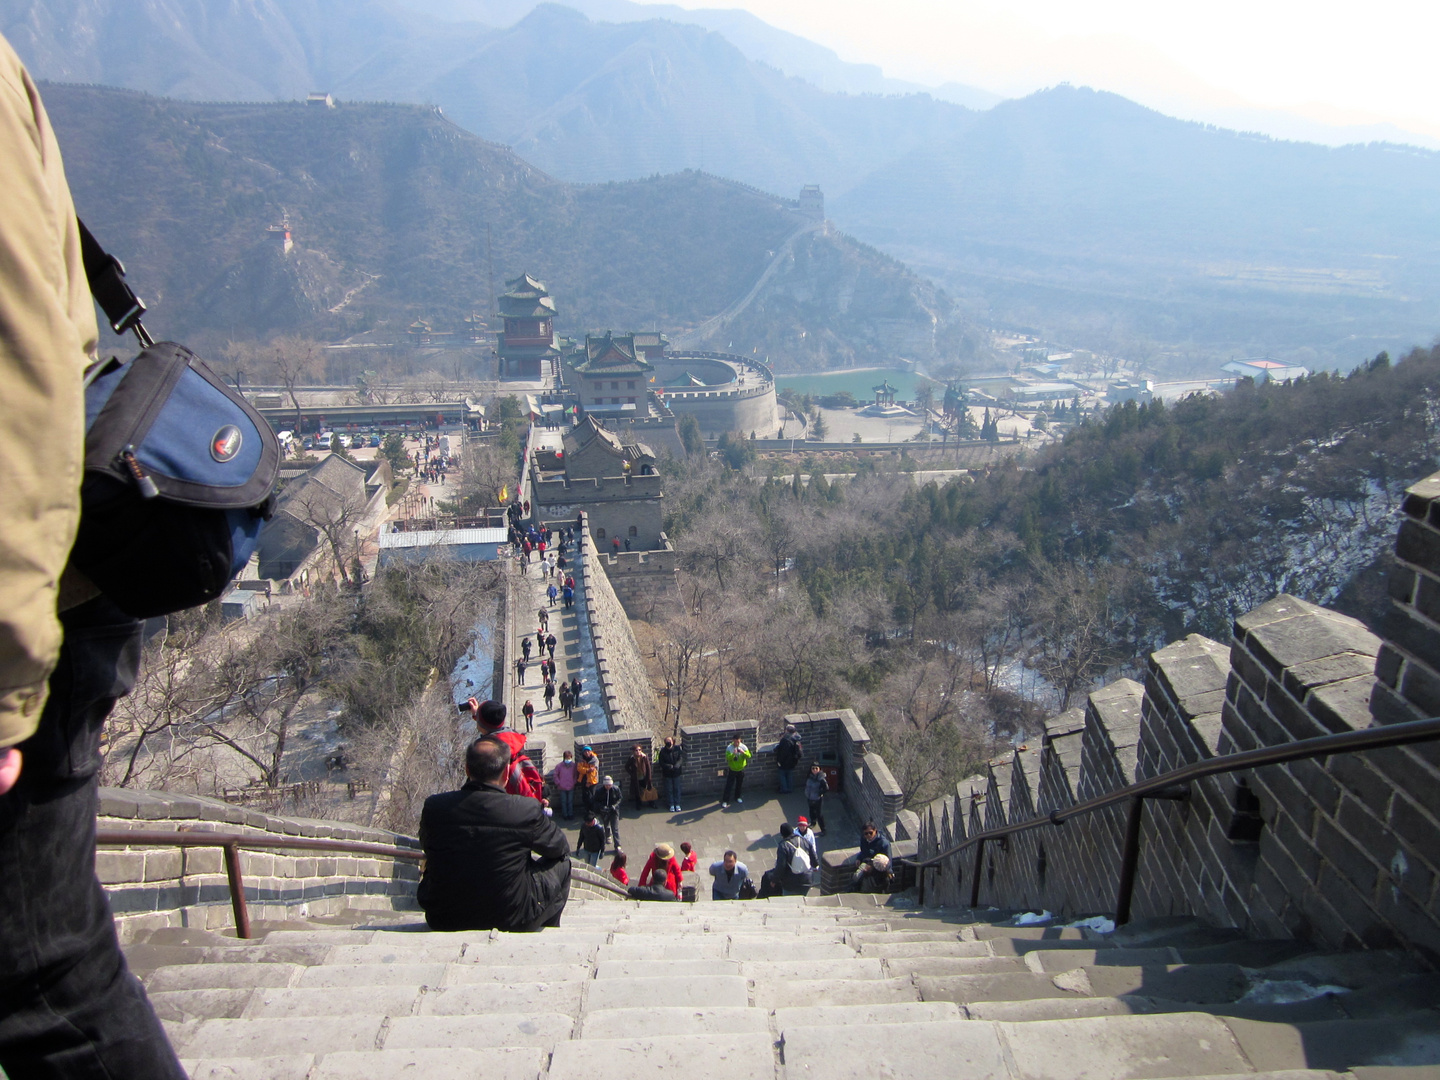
0,748,21,795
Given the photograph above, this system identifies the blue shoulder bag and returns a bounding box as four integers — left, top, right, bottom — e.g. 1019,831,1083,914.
73,220,281,618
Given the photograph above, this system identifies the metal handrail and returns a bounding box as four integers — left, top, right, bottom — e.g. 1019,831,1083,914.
903,714,1440,923
95,827,630,938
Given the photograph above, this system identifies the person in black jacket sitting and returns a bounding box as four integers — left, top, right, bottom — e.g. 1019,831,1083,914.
417,736,571,932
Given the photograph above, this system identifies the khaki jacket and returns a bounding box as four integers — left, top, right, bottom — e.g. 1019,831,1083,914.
0,34,98,747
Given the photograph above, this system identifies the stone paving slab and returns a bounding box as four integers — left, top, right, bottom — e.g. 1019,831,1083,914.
147,963,301,992
173,1016,386,1059
148,988,253,1023
1030,947,1181,972
582,974,750,1011
418,981,585,1016
963,996,1158,1022
243,985,421,1019
781,1020,1009,1080
726,940,856,962
550,1031,778,1080
918,972,1082,1004
882,956,1031,978
856,940,993,959
998,1014,1254,1080
181,1055,315,1080
774,1002,964,1027
601,938,730,959
594,959,741,980
311,1046,546,1080
295,962,448,988
580,1006,772,1039
751,977,920,1009
1082,964,1249,1004
383,1012,575,1050
739,958,886,981
442,962,594,985
324,942,464,965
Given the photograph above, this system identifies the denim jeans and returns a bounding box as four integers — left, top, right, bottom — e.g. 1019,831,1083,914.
778,767,794,793
664,774,683,808
722,769,745,803
558,788,574,819
0,597,186,1080
580,850,600,867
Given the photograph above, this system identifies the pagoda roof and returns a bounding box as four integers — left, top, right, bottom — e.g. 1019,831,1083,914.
502,271,549,298
633,332,669,348
665,371,705,388
562,414,656,465
573,332,653,376
497,295,557,319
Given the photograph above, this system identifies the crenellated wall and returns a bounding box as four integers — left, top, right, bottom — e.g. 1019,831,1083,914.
915,470,1440,964
574,514,660,735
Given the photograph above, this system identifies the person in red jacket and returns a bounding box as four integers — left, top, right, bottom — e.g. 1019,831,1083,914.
639,842,683,898
609,850,629,886
679,841,697,873
463,698,544,801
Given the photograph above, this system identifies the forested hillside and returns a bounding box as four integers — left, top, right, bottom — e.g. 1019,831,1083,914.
43,84,974,367
648,347,1440,806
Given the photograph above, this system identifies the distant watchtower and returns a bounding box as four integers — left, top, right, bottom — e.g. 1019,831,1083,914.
799,184,824,221
267,218,293,256
496,272,559,379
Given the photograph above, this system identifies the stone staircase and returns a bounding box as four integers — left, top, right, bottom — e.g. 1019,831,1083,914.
130,896,1440,1080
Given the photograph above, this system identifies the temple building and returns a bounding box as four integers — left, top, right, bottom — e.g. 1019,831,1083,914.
569,332,654,414
496,272,560,379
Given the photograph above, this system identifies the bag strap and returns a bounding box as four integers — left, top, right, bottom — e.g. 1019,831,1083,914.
76,217,154,348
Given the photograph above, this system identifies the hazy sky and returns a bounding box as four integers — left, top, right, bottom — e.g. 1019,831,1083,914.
647,0,1440,142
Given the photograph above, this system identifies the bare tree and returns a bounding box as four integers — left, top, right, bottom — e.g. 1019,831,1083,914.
266,335,324,434
288,476,369,585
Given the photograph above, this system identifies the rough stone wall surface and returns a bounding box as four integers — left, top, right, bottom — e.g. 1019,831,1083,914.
576,515,659,735
912,471,1440,964
600,545,683,620
95,789,420,941
678,719,760,799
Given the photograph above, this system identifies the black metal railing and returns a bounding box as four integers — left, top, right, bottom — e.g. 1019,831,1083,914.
94,828,629,938
903,715,1440,924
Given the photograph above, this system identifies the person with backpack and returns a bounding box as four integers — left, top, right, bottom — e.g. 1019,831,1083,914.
774,724,802,792
576,814,606,866
775,822,813,895
794,817,820,869
805,761,830,834
463,698,544,801
575,745,599,812
721,733,752,808
657,736,686,812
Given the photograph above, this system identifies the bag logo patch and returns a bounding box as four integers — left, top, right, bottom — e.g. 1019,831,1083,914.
211,425,243,462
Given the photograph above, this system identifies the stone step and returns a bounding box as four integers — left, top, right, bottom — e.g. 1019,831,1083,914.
774,1001,964,1027
318,1047,546,1080
750,977,920,1009
961,996,1155,1021
856,940,993,959
381,1012,576,1051
1028,947,1181,971
1224,1014,1440,1073
997,1013,1257,1080
594,958,738,980
918,972,1082,1004
182,1054,316,1080
169,1016,388,1059
420,981,587,1017
882,956,1031,978
549,1031,777,1080
149,988,253,1023
725,939,856,962
1173,940,1315,967
581,975,749,1011
579,1006,770,1039
780,1019,1008,1080
971,925,1095,942
147,963,301,993
846,930,969,945
740,958,886,981
1082,963,1250,1003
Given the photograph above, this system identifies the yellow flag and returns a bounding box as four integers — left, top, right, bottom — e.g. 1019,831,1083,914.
499,485,508,503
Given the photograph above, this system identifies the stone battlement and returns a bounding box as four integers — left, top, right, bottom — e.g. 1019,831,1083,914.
914,470,1440,963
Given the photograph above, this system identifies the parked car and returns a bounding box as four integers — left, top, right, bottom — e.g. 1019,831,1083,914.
302,435,315,450
317,432,333,450
368,434,381,448
337,434,352,449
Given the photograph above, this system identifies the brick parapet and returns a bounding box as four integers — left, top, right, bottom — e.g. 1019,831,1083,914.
575,514,659,734
95,789,420,941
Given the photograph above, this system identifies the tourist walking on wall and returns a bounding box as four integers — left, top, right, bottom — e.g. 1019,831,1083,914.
559,681,573,718
521,636,532,662
547,583,558,607
794,817,820,868
709,850,749,901
577,815,605,866
537,607,549,630
543,679,555,712
657,736,686,811
545,632,557,659
774,724,802,792
775,822,813,895
562,583,574,608
515,658,527,686
721,734,752,808
552,750,577,819
570,676,583,708
625,744,653,810
575,746,599,813
805,762,829,834
521,699,535,733
594,775,623,850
